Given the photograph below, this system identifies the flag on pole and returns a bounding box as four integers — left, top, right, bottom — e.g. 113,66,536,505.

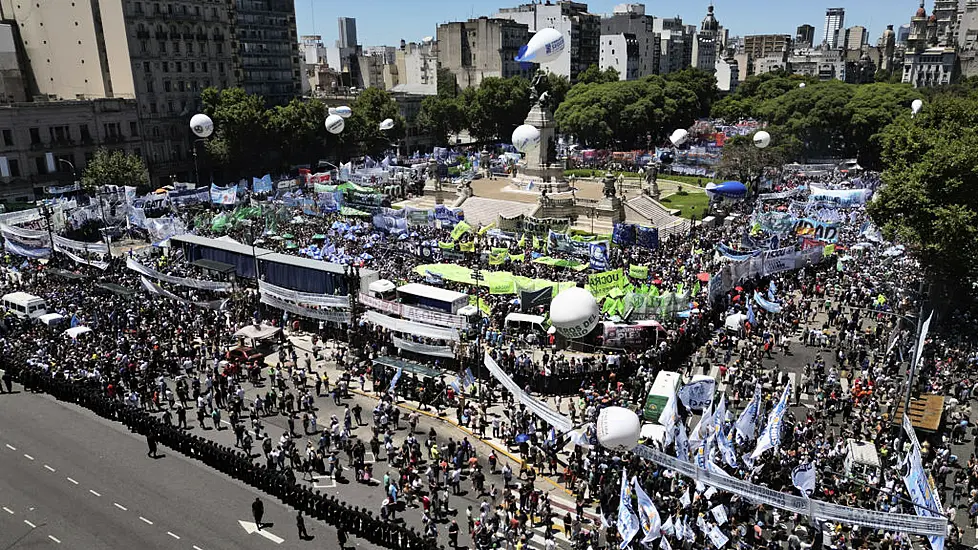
616,470,641,549
791,462,817,496
674,422,691,462
750,383,792,459
632,477,662,542
735,383,762,442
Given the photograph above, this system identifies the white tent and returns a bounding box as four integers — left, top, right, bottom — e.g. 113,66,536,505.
368,279,395,294
65,326,92,339
38,313,66,326
724,313,747,332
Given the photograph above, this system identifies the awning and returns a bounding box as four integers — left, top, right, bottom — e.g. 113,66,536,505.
368,279,396,294
233,324,282,341
504,312,546,325
65,326,92,338
38,313,65,326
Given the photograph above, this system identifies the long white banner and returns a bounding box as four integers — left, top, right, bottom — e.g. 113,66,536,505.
364,310,459,342
259,293,351,324
140,276,227,310
259,280,350,309
358,292,469,329
127,258,232,292
392,336,456,358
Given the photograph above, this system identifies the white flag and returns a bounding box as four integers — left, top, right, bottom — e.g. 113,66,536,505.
735,383,762,442
675,422,691,463
750,383,791,459
661,395,678,445
632,477,662,542
661,515,675,537
791,462,817,496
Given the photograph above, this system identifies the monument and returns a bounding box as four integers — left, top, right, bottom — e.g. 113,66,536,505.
597,172,625,222
513,70,569,193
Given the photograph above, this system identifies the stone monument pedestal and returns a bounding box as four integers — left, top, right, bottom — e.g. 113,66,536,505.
510,99,569,193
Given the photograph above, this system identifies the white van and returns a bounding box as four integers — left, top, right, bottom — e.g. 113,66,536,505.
2,292,47,319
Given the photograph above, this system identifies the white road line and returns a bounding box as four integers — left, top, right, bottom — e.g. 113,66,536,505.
66,477,78,485
193,546,205,550
23,519,35,528
114,503,127,511
44,464,56,472
22,453,33,461
139,516,153,525
89,489,101,497
48,535,61,544
2,507,13,514
167,531,180,540
5,444,15,450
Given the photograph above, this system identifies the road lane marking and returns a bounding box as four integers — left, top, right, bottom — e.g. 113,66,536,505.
139,516,153,525
5,444,15,450
23,519,35,528
167,531,180,539
44,464,56,472
2,507,13,514
48,535,61,544
114,503,127,511
23,454,33,461
89,489,101,497
193,546,205,550
66,477,78,485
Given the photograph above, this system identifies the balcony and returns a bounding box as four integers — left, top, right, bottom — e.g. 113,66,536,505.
137,30,151,39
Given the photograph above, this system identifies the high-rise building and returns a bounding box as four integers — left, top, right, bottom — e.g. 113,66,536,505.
897,24,911,45
879,25,897,73
231,0,301,106
599,33,639,80
693,5,722,73
300,35,340,94
395,39,438,92
601,4,659,77
843,26,868,51
796,24,816,48
338,17,358,49
436,17,530,89
823,8,845,49
0,0,237,185
653,17,695,75
493,1,600,81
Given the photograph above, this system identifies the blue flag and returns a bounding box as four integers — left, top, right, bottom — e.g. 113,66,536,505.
747,302,756,325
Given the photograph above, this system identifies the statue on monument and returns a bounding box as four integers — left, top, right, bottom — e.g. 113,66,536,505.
602,172,617,199
529,69,552,112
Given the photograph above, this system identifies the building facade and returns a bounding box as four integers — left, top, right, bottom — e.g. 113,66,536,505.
796,24,815,49
395,39,437,92
844,26,868,51
599,33,639,80
493,1,600,81
0,98,141,202
601,4,658,77
653,17,694,75
230,0,300,106
436,17,529,89
823,8,845,49
338,17,357,49
693,5,722,73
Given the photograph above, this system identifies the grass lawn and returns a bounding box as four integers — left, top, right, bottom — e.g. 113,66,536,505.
659,191,710,220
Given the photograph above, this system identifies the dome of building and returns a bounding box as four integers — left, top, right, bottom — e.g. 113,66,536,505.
915,1,927,18
701,5,719,33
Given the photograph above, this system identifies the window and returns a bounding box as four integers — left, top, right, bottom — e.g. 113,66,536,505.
162,62,169,73
202,61,208,72
218,62,225,74
146,79,154,92
29,127,40,145
79,124,91,142
130,121,139,136
2,129,11,147
141,41,148,53
49,125,70,142
159,41,166,53
34,156,46,174
143,61,150,73
163,80,170,92
167,101,173,113
175,61,182,73
9,159,20,177
150,103,157,114
135,2,142,13
216,42,222,54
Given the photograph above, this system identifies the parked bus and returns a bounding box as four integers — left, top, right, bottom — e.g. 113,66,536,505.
642,370,682,422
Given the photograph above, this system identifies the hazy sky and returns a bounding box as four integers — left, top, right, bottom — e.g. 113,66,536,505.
295,0,924,48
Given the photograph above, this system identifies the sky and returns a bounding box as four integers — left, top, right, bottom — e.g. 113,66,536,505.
295,0,926,49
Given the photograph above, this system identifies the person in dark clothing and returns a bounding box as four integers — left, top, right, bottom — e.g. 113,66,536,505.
146,431,158,458
252,497,264,530
337,527,348,549
297,511,309,540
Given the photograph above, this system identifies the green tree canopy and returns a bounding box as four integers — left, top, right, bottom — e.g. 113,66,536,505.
465,76,531,143
417,95,468,146
577,65,621,85
344,87,406,158
868,91,978,285
267,97,329,169
81,148,149,193
201,87,271,177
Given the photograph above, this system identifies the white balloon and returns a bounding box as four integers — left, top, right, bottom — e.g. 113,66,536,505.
596,406,641,451
328,107,338,116
325,114,345,135
512,124,541,153
379,118,395,131
335,105,353,118
515,27,566,64
549,287,600,339
669,129,689,147
753,130,772,149
911,99,923,115
190,113,214,138
798,82,806,88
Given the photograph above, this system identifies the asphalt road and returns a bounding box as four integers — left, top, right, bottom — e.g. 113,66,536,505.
0,389,383,550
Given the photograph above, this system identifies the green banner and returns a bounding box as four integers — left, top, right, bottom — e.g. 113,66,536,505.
459,241,475,252
451,221,473,241
587,268,625,299
629,264,649,280
489,248,510,266
510,253,525,262
438,241,455,250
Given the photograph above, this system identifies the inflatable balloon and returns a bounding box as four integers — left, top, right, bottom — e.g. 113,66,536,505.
911,99,923,115
753,130,771,149
596,407,641,451
379,118,395,131
514,27,566,64
328,107,338,116
190,113,214,138
549,287,600,339
659,150,674,165
325,114,345,135
335,105,353,118
799,82,806,88
706,181,748,200
669,129,689,147
512,124,541,153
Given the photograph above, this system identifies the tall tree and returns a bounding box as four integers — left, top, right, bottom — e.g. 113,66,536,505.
416,96,468,146
200,87,271,177
716,131,800,189
577,65,620,85
466,77,530,143
267,97,329,169
345,88,406,157
81,148,150,193
663,68,719,118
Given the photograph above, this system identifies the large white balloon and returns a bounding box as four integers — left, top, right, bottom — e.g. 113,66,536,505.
549,287,600,339
798,82,806,88
596,406,641,451
512,124,541,153
379,118,395,131
190,113,214,138
911,99,923,115
515,27,566,64
325,114,345,135
753,130,772,149
335,105,353,118
669,128,689,147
